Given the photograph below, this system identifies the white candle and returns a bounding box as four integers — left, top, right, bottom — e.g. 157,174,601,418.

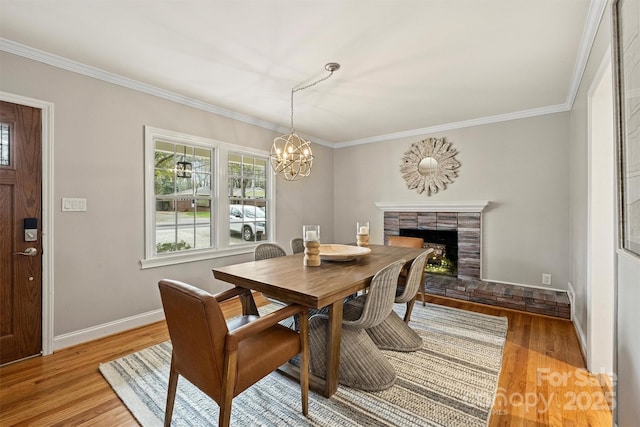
305,230,318,241
359,226,369,235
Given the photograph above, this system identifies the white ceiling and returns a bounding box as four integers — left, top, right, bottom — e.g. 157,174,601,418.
0,0,603,146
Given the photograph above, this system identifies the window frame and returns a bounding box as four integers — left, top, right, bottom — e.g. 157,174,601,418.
141,126,276,269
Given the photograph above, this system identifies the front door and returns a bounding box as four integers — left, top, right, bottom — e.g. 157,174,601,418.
0,101,42,365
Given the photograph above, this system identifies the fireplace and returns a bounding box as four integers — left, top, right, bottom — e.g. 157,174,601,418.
376,201,488,280
400,228,458,277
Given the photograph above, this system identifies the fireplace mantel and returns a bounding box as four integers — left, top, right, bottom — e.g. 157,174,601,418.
375,201,489,213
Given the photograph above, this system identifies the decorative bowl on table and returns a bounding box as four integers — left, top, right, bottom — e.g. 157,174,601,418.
318,244,372,261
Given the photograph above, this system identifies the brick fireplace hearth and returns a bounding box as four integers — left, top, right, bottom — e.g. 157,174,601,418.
376,201,571,319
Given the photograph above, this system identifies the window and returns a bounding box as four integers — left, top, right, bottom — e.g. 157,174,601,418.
228,153,269,244
142,126,274,268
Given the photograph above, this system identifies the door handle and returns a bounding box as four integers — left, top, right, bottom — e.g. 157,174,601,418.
13,247,38,256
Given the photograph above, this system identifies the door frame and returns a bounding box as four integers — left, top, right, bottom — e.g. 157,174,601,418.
1,91,54,356
586,49,615,375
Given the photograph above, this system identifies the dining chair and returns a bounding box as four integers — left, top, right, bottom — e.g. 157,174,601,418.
158,279,309,427
254,243,288,306
387,235,428,306
308,259,405,391
254,242,287,260
290,237,305,254
366,250,431,352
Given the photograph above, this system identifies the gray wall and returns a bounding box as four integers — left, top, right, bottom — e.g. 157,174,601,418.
333,113,571,289
568,4,640,424
0,52,335,337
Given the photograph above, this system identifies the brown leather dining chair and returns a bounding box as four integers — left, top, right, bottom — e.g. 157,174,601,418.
387,235,427,306
158,279,309,427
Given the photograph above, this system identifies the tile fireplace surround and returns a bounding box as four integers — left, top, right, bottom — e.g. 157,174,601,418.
376,201,571,319
377,201,487,280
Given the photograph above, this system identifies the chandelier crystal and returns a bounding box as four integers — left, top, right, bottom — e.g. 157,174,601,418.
270,62,340,181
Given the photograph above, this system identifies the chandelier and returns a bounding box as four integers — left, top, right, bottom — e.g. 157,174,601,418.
270,62,340,181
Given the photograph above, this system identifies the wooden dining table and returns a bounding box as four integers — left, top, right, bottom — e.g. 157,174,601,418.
212,243,428,398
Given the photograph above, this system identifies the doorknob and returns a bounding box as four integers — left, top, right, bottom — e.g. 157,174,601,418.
13,247,38,256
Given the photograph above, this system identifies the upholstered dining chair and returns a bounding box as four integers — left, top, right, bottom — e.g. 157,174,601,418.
387,235,427,306
290,237,305,254
158,279,309,427
254,242,287,260
366,249,431,352
308,260,405,391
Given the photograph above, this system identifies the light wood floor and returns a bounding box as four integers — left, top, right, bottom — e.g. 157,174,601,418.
0,295,613,426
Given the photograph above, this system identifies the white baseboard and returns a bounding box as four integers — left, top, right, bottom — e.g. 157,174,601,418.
567,281,587,360
52,309,165,351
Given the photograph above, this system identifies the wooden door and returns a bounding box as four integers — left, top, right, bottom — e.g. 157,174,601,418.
0,101,42,365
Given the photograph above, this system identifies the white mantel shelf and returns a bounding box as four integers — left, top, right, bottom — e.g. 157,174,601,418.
375,201,490,213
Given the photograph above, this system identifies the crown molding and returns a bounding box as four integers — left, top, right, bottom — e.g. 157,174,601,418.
334,104,569,148
0,0,606,150
0,38,335,148
565,0,609,109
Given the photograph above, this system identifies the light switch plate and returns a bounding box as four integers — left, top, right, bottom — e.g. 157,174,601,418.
62,197,87,212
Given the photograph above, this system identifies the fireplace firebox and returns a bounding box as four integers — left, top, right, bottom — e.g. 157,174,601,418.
400,228,458,276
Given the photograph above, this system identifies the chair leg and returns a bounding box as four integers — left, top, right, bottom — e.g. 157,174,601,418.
422,278,426,306
219,352,237,427
165,355,179,427
404,298,416,323
299,309,309,416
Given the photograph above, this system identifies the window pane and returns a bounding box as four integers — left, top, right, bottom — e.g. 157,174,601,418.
255,158,267,178
0,123,10,166
228,153,241,176
195,173,211,195
194,201,212,249
229,177,241,198
155,142,175,169
194,147,211,172
155,169,175,195
242,156,254,177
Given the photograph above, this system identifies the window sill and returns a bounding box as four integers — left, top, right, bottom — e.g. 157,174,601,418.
139,245,261,269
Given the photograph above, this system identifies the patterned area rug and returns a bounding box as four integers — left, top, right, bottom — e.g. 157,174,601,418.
100,303,507,426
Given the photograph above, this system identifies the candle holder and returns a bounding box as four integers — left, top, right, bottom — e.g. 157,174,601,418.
303,225,321,267
356,221,369,247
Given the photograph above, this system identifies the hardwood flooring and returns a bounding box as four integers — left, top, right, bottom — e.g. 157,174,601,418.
0,294,613,426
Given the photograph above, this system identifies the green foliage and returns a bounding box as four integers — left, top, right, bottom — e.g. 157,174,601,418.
156,240,192,254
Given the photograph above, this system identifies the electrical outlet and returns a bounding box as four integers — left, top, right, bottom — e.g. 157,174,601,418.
542,274,552,286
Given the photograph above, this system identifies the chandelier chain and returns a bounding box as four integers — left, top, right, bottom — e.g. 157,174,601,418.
289,69,336,132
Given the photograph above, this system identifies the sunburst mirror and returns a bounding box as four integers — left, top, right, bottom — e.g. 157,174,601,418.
400,137,460,195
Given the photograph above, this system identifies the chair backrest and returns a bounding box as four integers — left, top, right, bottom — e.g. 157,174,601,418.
290,238,305,254
344,259,405,329
387,235,424,248
254,243,286,260
395,250,431,303
158,280,227,403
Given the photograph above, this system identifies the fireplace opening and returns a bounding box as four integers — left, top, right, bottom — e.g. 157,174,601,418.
400,228,458,277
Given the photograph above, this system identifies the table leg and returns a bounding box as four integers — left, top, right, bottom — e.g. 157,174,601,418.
238,291,259,316
324,300,343,397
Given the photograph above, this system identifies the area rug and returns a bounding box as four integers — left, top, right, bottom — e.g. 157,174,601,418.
100,303,508,426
